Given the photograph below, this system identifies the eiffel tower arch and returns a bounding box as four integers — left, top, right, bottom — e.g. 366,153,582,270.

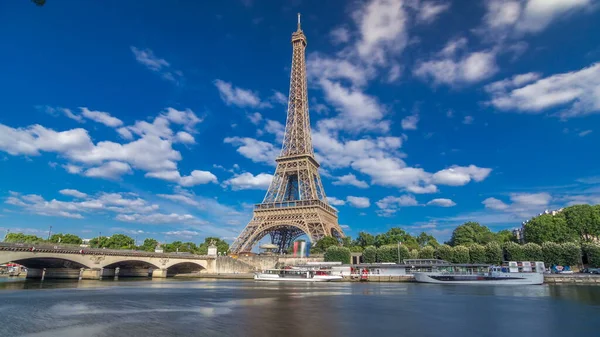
229,14,345,254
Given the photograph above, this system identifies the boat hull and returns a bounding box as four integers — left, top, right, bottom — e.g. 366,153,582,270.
413,272,543,285
254,274,342,282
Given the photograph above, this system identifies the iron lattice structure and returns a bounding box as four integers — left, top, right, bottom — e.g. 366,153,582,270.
230,15,344,254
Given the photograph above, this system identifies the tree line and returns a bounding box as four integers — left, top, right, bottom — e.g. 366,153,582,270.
2,232,229,255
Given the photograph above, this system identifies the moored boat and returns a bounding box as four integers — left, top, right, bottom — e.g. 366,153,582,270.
254,268,342,282
413,261,545,285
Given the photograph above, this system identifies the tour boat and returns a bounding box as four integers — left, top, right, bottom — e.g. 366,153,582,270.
413,261,545,285
254,268,343,282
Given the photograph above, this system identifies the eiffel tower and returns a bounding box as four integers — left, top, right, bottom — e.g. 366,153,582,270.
229,14,344,254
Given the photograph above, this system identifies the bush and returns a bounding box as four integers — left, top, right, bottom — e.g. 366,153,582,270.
377,244,409,263
409,249,419,259
435,244,454,262
522,243,543,261
484,242,503,264
452,246,470,263
362,246,377,263
468,244,486,263
542,242,563,266
582,243,600,268
503,242,526,261
418,246,435,259
561,242,581,267
324,246,351,264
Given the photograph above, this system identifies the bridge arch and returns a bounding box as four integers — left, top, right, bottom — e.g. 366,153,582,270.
243,222,310,253
0,251,93,269
166,261,206,276
101,259,161,270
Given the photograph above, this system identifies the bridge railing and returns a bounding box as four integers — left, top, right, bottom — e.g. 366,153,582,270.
0,242,213,259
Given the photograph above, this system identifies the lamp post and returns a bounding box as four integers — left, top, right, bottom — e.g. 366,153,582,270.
3,229,9,242
47,226,52,241
397,241,402,264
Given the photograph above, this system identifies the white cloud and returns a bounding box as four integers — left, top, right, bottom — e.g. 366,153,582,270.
164,230,200,238
157,193,200,207
516,0,592,33
84,161,132,180
131,46,183,84
224,172,273,190
224,137,279,165
270,91,288,105
579,130,592,137
482,197,509,210
332,173,369,188
116,213,203,225
486,62,600,119
247,112,263,125
145,170,218,186
462,116,474,124
416,1,451,24
214,79,269,108
484,72,542,93
510,192,552,206
59,189,88,198
427,198,456,207
330,26,350,44
327,197,346,206
63,164,83,174
376,195,418,216
117,127,133,140
42,106,84,123
264,120,285,142
482,192,552,218
175,131,195,144
80,107,123,127
307,53,373,87
401,114,419,130
432,165,492,186
346,196,371,208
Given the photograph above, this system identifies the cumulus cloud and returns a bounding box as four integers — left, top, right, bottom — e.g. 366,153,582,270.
80,107,123,127
214,79,270,108
332,173,369,188
432,165,492,186
485,63,600,119
346,196,371,208
59,189,88,198
401,114,419,130
416,1,451,24
131,46,183,84
376,195,418,216
482,192,552,218
427,198,456,207
327,197,346,206
84,161,132,180
145,170,218,187
224,137,279,165
224,172,273,190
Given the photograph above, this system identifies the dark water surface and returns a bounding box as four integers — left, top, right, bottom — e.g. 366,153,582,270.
0,278,599,337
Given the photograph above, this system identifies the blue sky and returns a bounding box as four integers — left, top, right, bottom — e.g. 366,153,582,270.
1,0,599,245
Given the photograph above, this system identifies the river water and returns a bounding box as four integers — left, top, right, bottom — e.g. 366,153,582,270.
0,278,599,337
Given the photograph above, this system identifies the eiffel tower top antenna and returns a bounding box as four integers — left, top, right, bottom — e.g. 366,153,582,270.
297,13,301,30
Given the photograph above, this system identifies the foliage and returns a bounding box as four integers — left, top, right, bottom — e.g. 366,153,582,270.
324,246,351,264
418,246,435,259
4,233,45,243
561,242,581,267
468,244,486,263
416,232,439,248
563,204,600,242
376,245,397,263
409,249,419,259
197,237,229,255
362,246,377,263
452,246,470,263
542,242,563,266
523,214,577,244
582,243,600,268
48,233,82,245
435,244,454,262
484,242,503,264
349,245,364,253
90,234,135,249
139,238,159,252
312,236,340,254
448,222,496,246
494,230,516,244
503,242,526,261
374,228,418,250
163,241,197,253
521,243,543,261
353,232,375,248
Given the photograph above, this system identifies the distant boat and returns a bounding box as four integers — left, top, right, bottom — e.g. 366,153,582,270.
413,261,545,285
254,268,342,282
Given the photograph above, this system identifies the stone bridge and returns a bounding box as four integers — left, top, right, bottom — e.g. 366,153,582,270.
0,242,222,279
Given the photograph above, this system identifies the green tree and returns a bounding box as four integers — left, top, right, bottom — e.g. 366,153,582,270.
435,244,454,261
452,245,470,263
139,238,159,252
409,249,419,259
48,233,82,245
561,242,581,267
503,242,526,261
197,237,229,255
521,243,543,261
164,241,198,253
374,228,418,250
362,246,377,263
563,205,600,242
104,234,135,249
354,232,375,248
542,242,563,266
313,236,340,253
448,222,495,246
494,230,516,244
4,233,45,243
341,236,353,248
468,244,486,263
484,242,503,264
523,214,578,244
418,246,435,259
582,243,600,268
416,232,439,248
377,244,409,263
324,246,351,264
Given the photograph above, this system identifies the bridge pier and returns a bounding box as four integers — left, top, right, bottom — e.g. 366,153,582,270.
26,268,83,279
152,269,168,278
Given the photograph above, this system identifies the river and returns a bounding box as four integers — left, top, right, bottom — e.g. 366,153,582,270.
0,278,599,337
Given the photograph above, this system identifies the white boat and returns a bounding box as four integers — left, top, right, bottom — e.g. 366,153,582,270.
413,261,545,285
254,268,343,282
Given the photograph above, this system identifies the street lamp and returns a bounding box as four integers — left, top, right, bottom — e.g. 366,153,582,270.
3,229,9,242
47,226,52,241
397,241,402,264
